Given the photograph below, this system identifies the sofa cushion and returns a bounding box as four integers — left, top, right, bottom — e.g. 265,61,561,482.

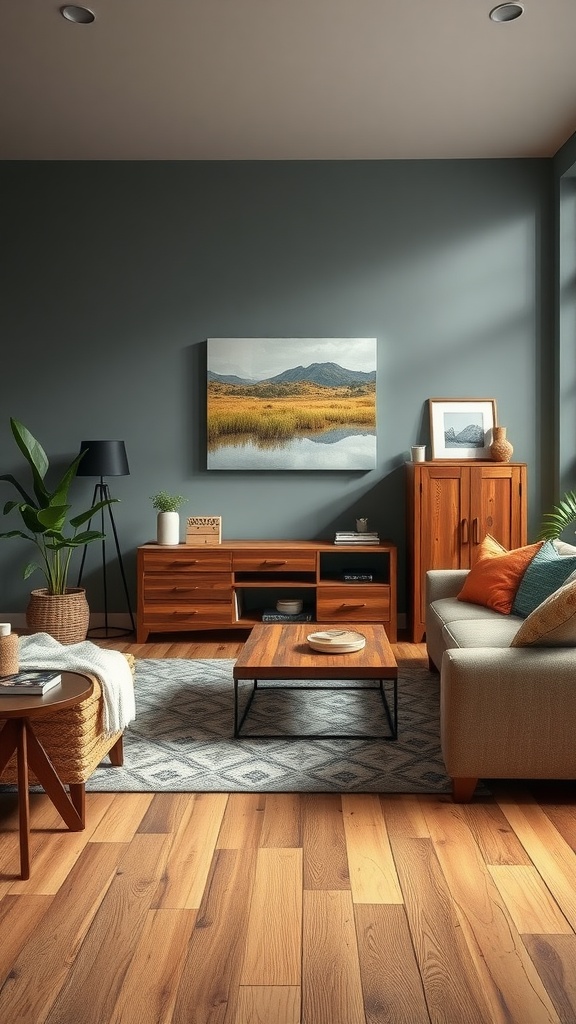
512,539,576,617
442,616,522,649
457,537,543,615
511,577,576,647
429,597,503,631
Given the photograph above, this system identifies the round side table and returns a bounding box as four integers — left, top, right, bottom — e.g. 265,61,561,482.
0,672,93,879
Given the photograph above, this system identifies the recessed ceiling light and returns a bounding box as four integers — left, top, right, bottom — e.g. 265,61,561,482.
60,5,95,23
489,3,524,21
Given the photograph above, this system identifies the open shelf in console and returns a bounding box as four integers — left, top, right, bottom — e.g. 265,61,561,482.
234,586,315,625
318,549,391,586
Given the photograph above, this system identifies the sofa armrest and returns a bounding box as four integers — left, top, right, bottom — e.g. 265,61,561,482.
440,646,576,781
426,569,469,604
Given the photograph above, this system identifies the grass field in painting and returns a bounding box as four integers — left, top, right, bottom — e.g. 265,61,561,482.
207,381,376,448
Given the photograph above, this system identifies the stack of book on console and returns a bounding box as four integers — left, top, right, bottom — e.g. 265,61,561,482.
341,569,374,581
261,608,313,623
334,531,380,545
0,670,62,695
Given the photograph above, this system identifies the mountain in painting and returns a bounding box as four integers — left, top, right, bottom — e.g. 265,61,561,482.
208,362,375,389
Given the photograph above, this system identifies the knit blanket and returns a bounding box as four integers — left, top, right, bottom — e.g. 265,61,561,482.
18,633,136,735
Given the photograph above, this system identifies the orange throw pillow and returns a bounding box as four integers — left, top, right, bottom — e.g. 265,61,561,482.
457,537,543,615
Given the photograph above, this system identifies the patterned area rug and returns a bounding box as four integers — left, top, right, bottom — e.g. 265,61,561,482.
84,658,453,793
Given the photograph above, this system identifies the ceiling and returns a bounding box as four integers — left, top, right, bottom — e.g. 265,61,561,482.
2,0,576,161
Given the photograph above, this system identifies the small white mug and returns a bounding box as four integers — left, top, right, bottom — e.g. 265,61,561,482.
411,445,426,462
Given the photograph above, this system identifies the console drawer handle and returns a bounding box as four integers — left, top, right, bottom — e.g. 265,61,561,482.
340,602,366,609
262,559,287,566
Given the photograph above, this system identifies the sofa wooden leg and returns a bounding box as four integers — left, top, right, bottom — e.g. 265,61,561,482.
108,735,124,767
69,783,86,827
451,777,478,802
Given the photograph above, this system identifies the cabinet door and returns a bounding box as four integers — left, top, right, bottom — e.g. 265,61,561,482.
468,464,527,562
419,464,471,573
415,465,471,633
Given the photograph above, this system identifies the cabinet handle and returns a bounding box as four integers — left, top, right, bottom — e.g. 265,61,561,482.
340,603,366,609
170,559,198,565
173,586,197,592
461,519,469,544
473,518,480,544
262,560,287,566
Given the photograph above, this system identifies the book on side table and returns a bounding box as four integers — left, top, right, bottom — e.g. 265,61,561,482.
0,670,62,695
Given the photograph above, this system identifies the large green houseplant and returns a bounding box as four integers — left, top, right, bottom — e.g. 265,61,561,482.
0,418,116,641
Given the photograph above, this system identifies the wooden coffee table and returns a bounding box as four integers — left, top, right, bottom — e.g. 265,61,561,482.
233,622,398,740
0,672,93,879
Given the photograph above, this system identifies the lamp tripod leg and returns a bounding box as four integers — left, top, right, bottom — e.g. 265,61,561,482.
77,480,135,637
106,502,136,633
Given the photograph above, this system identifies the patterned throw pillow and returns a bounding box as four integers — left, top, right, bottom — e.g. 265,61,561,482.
457,536,543,615
511,577,576,646
512,539,576,617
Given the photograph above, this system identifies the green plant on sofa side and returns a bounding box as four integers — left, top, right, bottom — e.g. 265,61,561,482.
0,418,116,595
539,490,576,541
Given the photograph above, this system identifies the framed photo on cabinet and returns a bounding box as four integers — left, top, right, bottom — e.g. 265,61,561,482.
429,398,497,460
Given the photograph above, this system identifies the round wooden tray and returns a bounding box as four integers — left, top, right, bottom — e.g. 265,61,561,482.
307,629,366,653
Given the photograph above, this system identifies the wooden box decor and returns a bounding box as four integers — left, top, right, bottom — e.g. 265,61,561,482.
185,516,222,546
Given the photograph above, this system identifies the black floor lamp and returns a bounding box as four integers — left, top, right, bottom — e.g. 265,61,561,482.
76,439,135,638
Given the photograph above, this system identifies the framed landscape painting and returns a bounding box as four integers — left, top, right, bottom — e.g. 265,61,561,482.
207,338,377,470
429,398,497,459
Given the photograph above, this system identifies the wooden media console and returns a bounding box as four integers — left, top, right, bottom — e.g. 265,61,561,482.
136,540,397,643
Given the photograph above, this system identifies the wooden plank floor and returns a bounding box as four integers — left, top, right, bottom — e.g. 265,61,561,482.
1,635,576,1023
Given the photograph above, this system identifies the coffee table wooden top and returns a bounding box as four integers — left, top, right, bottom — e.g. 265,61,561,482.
233,623,397,680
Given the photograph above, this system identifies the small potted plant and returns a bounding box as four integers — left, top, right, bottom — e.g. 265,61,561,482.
150,491,187,546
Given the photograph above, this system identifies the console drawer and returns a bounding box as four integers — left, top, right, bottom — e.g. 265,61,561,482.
143,574,232,602
142,550,231,573
316,586,390,622
143,602,233,626
232,550,316,573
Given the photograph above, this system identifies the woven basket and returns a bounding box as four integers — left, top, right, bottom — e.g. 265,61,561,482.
26,587,90,645
1,654,136,785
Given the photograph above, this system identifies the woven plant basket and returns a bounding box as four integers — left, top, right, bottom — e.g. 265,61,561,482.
26,587,90,645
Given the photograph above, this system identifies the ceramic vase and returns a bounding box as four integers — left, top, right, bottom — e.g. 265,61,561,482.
490,426,514,463
157,511,180,545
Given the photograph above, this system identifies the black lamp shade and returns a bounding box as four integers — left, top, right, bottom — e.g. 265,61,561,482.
78,440,130,477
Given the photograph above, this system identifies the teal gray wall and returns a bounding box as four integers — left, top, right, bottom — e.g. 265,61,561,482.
0,159,555,617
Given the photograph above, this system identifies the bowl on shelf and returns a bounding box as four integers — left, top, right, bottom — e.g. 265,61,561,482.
276,598,303,614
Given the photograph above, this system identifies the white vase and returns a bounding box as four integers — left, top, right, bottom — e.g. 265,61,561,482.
157,511,180,545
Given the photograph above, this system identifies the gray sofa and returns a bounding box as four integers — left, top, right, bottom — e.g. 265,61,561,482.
426,568,576,801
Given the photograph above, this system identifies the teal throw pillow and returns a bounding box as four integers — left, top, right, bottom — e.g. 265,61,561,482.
512,539,576,617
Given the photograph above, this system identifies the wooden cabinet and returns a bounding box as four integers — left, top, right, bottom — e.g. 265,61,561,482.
406,461,527,642
137,540,397,643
